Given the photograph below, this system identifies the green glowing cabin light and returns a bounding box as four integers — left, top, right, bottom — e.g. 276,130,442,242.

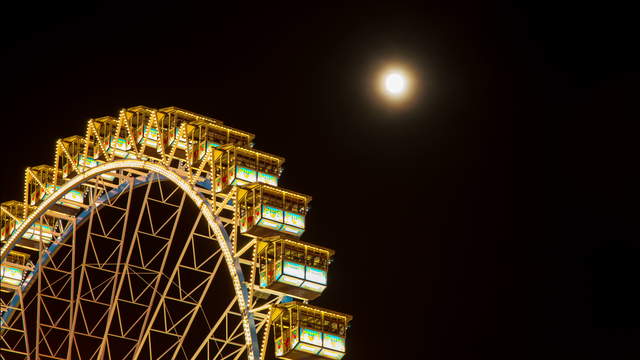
136,125,160,147
108,137,132,159
278,274,304,287
78,155,115,181
110,137,130,151
295,342,322,355
263,205,284,223
164,127,191,150
300,328,323,346
1,251,30,288
258,172,278,186
236,166,257,183
281,224,304,236
40,184,84,209
0,266,23,286
318,348,345,360
284,211,304,228
20,221,54,241
283,260,305,278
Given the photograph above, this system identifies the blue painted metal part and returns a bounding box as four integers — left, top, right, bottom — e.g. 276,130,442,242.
2,176,143,326
1,170,274,360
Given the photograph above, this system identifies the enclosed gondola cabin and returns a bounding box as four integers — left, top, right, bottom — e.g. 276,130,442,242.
26,165,57,206
56,135,88,179
117,106,172,156
120,106,189,160
271,302,352,360
159,106,254,153
57,134,114,182
212,145,284,192
257,237,332,300
1,201,23,242
119,105,162,160
1,200,57,250
25,165,85,212
126,106,155,141
237,184,310,238
91,116,133,159
1,251,32,291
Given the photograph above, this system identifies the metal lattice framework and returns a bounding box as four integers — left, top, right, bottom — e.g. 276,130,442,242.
0,106,335,360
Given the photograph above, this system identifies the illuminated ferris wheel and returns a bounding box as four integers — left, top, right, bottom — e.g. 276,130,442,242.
0,106,352,360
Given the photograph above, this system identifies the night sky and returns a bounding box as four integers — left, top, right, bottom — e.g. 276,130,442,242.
1,2,638,359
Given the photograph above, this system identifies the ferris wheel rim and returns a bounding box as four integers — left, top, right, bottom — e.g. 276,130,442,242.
1,159,261,360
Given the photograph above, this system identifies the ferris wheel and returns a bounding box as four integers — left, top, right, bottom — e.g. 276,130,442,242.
0,106,352,360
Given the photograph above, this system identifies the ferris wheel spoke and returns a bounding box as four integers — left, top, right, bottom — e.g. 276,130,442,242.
132,213,232,360
164,255,225,360
189,293,258,360
97,178,187,360
187,295,236,360
67,179,135,359
33,214,68,359
209,317,247,360
0,286,32,360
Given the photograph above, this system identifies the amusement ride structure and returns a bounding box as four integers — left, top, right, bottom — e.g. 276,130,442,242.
0,106,352,360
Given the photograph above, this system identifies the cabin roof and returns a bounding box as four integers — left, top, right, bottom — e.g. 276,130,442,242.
278,301,353,322
218,144,285,164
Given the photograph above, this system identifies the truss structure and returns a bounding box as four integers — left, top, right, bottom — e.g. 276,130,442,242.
0,107,345,360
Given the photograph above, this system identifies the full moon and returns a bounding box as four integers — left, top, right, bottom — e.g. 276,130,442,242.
377,66,413,103
385,72,406,94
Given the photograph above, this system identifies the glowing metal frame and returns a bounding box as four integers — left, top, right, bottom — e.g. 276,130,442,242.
1,160,260,360
0,106,347,360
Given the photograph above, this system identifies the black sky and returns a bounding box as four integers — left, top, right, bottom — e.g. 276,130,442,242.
1,2,638,359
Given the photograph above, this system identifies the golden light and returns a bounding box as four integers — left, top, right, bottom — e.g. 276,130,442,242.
377,66,413,102
385,72,406,94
